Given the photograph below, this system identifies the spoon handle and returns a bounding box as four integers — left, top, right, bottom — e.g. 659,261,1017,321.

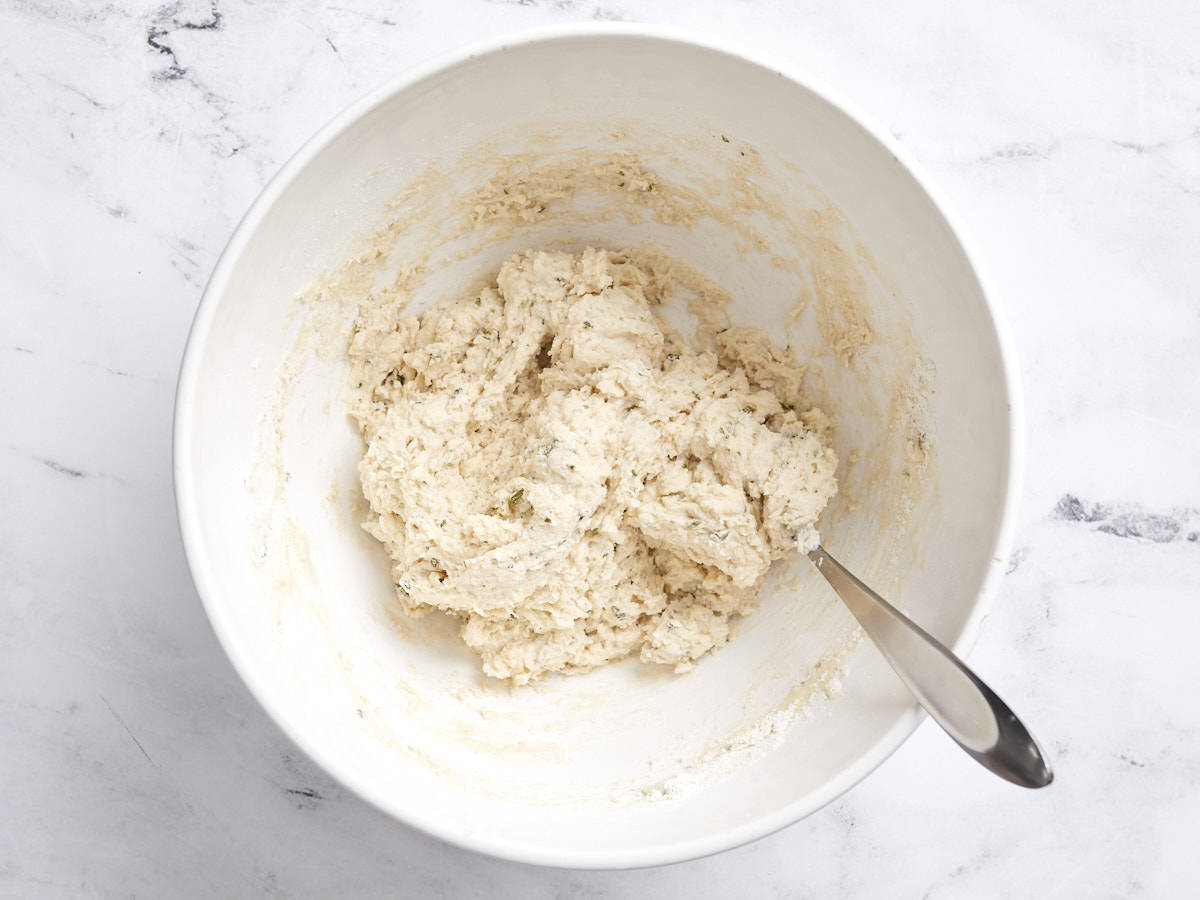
808,545,1053,788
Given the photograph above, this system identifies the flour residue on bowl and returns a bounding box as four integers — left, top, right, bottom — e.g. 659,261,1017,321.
246,124,934,806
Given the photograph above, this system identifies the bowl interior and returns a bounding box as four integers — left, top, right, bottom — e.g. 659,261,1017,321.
177,30,1014,866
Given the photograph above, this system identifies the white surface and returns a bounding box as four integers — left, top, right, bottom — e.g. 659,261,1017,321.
175,27,1018,867
2,0,1197,894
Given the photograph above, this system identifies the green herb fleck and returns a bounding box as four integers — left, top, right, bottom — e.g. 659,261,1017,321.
583,320,593,329
474,297,482,306
509,488,524,505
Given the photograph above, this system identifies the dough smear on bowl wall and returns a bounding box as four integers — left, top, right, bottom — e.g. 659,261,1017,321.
176,29,1020,867
349,247,839,684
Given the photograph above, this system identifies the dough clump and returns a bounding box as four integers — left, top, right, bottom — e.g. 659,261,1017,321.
349,249,837,683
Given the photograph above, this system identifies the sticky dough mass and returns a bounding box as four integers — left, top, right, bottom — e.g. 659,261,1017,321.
349,249,837,684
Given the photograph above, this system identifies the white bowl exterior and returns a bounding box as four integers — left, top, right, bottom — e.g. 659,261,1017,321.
175,26,1020,868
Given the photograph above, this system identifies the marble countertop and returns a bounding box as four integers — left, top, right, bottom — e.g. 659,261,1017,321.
3,0,1198,895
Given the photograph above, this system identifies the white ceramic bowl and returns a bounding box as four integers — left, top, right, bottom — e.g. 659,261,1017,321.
175,24,1020,868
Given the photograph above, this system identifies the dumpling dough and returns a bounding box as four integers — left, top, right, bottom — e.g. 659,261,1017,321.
349,249,837,684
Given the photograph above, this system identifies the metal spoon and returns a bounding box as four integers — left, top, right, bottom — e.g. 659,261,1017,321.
808,545,1053,788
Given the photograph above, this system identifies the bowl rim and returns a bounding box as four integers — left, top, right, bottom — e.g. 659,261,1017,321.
173,21,1025,871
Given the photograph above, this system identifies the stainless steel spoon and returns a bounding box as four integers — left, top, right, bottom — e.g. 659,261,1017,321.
808,545,1053,788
